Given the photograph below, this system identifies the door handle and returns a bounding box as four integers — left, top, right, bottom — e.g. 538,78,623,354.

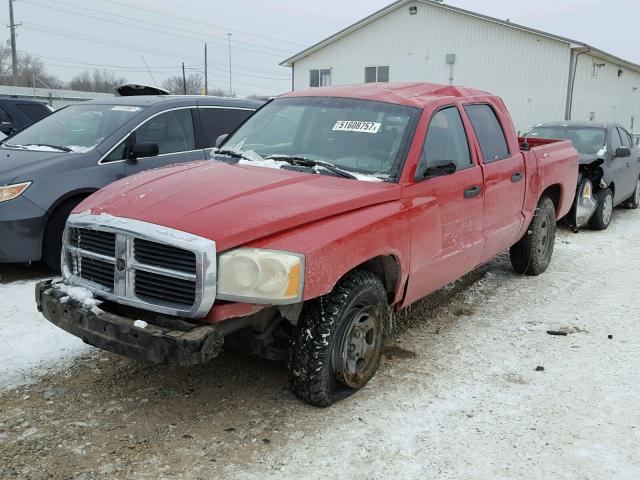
464,185,482,198
511,172,524,182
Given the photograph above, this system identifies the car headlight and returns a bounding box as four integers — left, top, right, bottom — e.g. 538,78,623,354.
217,249,304,304
0,181,31,203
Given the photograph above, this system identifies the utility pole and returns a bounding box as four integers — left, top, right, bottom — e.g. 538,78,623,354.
227,33,233,96
181,62,187,95
204,43,208,95
8,0,18,81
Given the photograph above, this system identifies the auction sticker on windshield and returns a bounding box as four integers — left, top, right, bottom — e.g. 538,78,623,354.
333,121,381,134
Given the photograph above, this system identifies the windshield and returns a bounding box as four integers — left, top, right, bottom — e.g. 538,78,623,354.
219,96,421,181
4,104,145,152
525,126,606,155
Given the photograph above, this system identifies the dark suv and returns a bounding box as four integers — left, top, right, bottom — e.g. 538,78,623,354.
0,95,261,268
0,97,53,135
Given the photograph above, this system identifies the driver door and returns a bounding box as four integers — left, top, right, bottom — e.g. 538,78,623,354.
123,108,203,176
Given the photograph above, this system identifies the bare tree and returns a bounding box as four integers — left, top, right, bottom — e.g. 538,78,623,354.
0,47,63,88
68,69,126,93
161,73,204,95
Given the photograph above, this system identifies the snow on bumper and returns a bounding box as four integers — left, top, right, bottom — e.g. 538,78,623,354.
35,280,224,366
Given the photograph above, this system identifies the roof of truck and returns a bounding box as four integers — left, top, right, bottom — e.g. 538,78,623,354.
280,82,492,108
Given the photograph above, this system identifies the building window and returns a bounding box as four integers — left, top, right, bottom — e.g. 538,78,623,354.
310,69,331,87
589,112,596,121
592,62,605,78
364,66,390,83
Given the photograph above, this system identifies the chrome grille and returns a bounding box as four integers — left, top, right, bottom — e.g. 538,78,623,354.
134,238,196,273
62,214,217,318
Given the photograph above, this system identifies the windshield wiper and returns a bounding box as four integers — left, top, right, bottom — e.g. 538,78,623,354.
24,143,73,152
265,155,357,180
213,148,256,163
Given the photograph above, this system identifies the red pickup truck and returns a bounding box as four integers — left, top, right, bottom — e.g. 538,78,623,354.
36,83,578,406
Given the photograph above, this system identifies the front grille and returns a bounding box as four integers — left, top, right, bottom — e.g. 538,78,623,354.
68,228,116,256
62,217,215,317
134,238,196,274
135,270,196,305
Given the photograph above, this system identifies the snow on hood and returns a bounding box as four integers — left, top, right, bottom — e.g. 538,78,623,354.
4,144,96,153
75,160,400,252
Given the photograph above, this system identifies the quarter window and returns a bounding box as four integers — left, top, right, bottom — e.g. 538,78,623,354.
365,66,390,83
610,128,623,151
417,106,471,178
0,107,12,124
310,69,331,88
464,104,510,162
134,109,195,155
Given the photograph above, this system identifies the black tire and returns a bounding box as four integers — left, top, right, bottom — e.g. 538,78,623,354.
42,198,84,271
510,196,556,276
288,270,387,407
625,178,640,209
588,188,614,230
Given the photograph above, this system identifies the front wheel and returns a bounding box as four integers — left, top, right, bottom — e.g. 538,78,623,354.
288,270,387,407
625,178,640,209
510,196,556,276
588,188,614,230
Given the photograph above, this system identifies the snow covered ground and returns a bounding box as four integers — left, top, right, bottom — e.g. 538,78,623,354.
1,208,639,479
0,279,89,390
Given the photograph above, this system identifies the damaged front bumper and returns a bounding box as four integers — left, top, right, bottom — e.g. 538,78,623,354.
35,280,224,366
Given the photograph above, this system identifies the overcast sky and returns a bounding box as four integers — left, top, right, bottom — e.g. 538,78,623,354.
4,0,638,96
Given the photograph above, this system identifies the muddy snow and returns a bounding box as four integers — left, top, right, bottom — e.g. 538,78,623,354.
1,209,639,479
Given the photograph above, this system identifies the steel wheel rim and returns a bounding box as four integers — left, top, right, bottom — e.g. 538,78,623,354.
537,212,553,258
602,193,613,224
333,305,383,389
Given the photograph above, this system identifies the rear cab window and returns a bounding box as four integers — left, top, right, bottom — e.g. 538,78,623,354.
464,104,509,162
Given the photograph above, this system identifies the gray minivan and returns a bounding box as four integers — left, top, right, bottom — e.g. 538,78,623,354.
0,95,262,268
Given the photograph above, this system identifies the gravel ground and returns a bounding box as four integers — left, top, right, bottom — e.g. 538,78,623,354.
1,209,639,479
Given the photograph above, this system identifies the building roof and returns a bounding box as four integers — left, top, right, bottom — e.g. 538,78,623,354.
281,0,640,75
280,81,492,107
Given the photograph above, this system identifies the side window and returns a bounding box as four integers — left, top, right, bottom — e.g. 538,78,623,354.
200,108,253,148
0,107,12,124
134,109,195,155
416,106,471,178
464,104,510,162
610,128,623,151
617,127,631,148
16,103,50,121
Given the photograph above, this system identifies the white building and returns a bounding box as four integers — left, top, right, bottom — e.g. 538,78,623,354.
281,0,640,134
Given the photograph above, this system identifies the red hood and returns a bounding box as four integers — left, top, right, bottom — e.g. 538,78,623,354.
76,161,401,251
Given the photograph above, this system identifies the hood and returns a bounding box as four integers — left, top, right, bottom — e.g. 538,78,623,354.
76,161,401,251
578,153,605,166
0,147,74,183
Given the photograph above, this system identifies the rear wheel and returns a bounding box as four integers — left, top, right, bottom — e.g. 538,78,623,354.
588,188,614,230
625,178,640,209
288,270,387,407
42,198,84,271
510,196,556,276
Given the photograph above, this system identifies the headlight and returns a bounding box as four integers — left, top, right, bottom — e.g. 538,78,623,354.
217,248,304,304
0,182,31,203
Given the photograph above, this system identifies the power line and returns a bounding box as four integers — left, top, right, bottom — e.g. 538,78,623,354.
20,0,296,58
96,0,308,48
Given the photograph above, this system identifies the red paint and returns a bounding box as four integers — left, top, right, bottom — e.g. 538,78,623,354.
75,83,578,323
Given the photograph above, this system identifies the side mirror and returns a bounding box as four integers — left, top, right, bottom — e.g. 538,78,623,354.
615,146,631,158
129,141,159,160
215,134,228,148
422,160,457,178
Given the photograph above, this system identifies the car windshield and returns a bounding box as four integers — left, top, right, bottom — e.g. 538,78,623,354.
3,104,145,153
218,96,421,181
525,126,606,155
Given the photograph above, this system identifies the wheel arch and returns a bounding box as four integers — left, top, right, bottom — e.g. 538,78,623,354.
352,255,402,304
540,183,561,215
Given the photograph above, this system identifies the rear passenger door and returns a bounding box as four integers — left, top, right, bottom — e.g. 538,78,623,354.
197,106,254,149
608,126,630,203
464,104,525,262
616,126,640,199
